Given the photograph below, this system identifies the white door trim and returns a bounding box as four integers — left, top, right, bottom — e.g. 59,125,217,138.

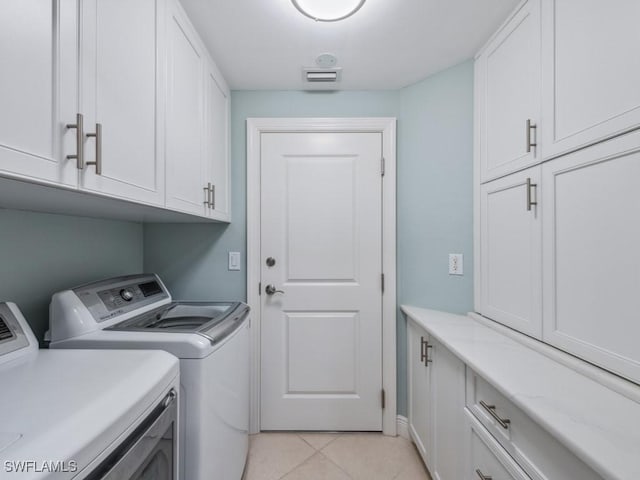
247,117,397,435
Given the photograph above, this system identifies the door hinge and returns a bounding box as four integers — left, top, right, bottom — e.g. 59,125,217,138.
258,282,262,296
381,273,385,293
381,157,385,176
381,388,386,409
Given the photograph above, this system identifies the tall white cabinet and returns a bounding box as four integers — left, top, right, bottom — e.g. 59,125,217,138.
542,131,640,382
475,0,640,383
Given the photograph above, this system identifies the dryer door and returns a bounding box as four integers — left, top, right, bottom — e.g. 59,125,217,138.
85,389,177,480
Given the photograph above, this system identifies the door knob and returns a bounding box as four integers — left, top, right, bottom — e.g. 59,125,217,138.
265,284,284,295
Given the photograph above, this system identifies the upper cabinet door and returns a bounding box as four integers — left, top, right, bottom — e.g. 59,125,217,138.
476,0,541,183
542,131,640,384
205,60,231,221
0,0,78,187
79,0,165,206
541,0,640,159
165,1,207,216
479,166,542,338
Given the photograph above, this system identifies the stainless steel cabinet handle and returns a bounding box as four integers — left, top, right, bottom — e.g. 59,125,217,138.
420,336,432,366
526,119,537,153
265,284,284,295
66,113,84,169
203,184,211,207
210,183,215,210
476,469,493,480
86,123,102,175
479,400,511,429
526,177,538,211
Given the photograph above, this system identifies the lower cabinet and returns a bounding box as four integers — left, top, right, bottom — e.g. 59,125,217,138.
407,319,465,480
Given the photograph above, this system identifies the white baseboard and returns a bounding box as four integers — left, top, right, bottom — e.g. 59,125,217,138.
396,415,410,440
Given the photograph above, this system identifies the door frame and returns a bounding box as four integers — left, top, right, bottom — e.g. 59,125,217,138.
246,117,397,435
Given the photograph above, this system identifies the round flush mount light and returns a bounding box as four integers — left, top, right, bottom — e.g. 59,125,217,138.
291,0,366,22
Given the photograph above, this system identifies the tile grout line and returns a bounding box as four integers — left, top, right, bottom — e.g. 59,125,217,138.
295,433,355,479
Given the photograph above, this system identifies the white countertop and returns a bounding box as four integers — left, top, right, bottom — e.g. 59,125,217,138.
401,305,640,480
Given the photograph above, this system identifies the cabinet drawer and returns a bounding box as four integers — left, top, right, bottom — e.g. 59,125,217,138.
466,369,602,480
467,409,531,480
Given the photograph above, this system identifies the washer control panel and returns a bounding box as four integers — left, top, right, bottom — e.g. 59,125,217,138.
74,275,170,322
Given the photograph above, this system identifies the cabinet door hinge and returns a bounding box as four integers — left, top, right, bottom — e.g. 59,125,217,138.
258,282,262,296
381,273,385,293
381,388,386,409
381,157,385,176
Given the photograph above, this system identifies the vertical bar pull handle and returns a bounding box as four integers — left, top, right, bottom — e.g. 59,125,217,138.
66,113,84,169
203,183,211,207
526,119,537,153
420,336,433,366
210,184,215,210
526,177,538,211
86,123,102,175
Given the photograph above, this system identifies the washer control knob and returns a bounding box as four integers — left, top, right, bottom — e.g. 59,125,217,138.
120,288,134,302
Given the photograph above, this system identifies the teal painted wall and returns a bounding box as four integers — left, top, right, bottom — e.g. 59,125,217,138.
396,61,475,414
144,63,474,418
0,210,143,344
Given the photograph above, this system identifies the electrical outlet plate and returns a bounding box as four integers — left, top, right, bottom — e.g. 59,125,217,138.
228,252,241,271
449,254,463,275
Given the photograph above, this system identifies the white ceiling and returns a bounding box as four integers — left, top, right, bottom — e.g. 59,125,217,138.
180,0,519,91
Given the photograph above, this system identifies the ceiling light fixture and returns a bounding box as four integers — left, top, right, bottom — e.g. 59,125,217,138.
291,0,366,22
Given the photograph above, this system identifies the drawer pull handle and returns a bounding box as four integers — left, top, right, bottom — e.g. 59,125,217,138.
479,400,511,429
476,469,493,480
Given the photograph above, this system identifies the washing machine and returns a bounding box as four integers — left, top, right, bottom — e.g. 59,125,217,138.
0,301,179,479
47,274,250,480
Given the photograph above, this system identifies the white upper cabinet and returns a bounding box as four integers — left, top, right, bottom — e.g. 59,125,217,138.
0,0,78,187
478,166,542,338
542,131,640,383
78,0,166,206
541,0,640,159
165,1,207,216
476,0,541,183
204,61,231,221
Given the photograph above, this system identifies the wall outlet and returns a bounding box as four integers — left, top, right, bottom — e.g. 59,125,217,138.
228,251,241,271
449,254,463,275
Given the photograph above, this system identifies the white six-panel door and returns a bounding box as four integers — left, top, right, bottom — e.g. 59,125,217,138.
260,131,383,431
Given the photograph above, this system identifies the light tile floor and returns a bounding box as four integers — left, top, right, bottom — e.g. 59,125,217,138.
242,432,431,480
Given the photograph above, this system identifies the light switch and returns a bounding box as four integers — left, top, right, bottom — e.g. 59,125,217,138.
449,254,463,275
228,252,241,271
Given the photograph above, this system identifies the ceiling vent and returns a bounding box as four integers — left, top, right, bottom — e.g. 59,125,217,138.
303,67,342,84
